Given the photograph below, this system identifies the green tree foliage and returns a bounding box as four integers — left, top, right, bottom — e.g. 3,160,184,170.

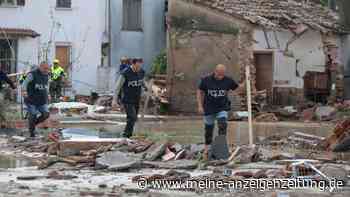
320,0,328,6
151,51,167,75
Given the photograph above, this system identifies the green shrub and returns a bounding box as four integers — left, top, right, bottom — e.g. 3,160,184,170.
151,51,167,75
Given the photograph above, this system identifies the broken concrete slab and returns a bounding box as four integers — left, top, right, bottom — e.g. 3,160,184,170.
231,145,260,164
96,151,140,171
142,160,198,170
162,147,176,161
175,149,187,160
171,143,182,152
319,164,348,185
189,144,205,154
10,136,26,143
144,143,168,161
56,138,126,157
184,144,204,160
127,140,153,153
49,102,89,115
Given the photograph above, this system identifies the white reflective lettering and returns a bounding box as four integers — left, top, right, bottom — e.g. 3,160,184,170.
207,90,226,98
128,80,143,87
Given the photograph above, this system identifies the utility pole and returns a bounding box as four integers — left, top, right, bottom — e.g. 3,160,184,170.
246,65,254,146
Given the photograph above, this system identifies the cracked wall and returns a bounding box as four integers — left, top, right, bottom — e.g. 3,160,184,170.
166,0,344,110
254,28,342,104
167,0,253,113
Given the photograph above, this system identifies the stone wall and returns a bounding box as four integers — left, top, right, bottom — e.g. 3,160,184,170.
167,0,254,113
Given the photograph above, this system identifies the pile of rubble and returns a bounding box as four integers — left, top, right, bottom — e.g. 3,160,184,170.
5,117,350,192
246,100,350,123
49,102,108,116
3,127,350,193
7,135,206,171
320,119,350,152
130,142,350,192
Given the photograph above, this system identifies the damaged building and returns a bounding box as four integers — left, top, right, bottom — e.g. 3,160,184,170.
166,0,348,113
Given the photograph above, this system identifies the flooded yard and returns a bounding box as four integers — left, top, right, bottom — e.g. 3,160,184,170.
61,119,205,144
0,155,34,169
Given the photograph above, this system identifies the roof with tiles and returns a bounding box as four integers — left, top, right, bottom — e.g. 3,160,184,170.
181,0,347,33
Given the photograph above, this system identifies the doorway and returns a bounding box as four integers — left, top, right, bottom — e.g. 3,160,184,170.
55,44,71,87
254,52,273,103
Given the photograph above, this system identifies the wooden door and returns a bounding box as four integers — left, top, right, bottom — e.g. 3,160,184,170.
254,52,273,102
55,45,70,72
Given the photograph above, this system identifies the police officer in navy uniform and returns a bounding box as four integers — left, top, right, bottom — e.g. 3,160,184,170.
113,58,146,138
197,64,241,161
22,62,50,138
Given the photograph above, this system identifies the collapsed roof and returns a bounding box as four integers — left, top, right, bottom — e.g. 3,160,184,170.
182,0,347,33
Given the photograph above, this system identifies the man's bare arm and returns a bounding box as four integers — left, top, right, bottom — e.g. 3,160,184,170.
232,81,245,93
113,76,126,103
21,73,33,96
196,89,204,113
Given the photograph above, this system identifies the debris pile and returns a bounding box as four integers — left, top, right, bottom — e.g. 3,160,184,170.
49,102,89,115
320,119,350,152
9,136,206,171
254,113,278,122
3,126,350,193
258,131,326,150
151,78,169,105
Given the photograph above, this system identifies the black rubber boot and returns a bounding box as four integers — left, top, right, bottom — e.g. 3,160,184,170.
217,117,228,136
122,104,138,138
204,124,214,145
35,112,50,125
28,115,36,138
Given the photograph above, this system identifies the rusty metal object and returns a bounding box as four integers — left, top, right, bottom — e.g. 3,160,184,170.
320,119,350,151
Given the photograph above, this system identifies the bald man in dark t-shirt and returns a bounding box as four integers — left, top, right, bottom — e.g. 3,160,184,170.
197,64,242,161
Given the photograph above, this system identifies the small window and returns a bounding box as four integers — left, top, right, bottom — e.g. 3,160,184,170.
123,0,142,31
0,0,16,6
56,0,71,8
